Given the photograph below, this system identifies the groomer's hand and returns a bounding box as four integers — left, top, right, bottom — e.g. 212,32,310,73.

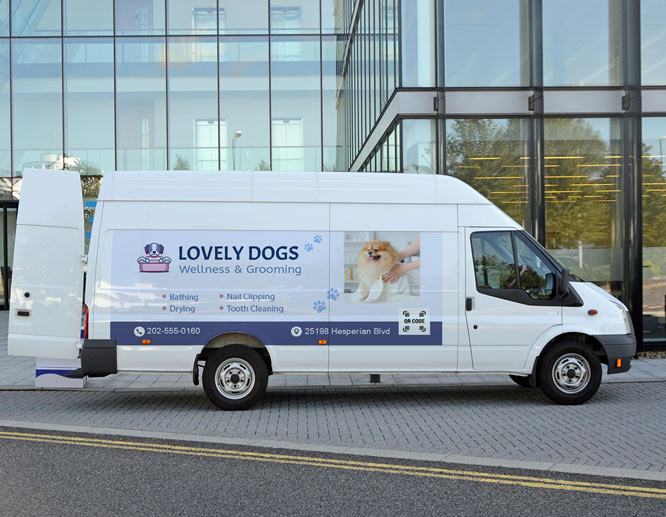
382,263,406,284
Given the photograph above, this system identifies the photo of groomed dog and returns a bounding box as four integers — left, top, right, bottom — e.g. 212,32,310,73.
357,240,400,301
344,232,420,304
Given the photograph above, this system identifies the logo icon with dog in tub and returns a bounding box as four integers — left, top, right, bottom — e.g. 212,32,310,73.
137,243,172,272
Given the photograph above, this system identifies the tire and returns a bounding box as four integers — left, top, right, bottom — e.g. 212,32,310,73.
202,345,268,410
509,374,533,388
538,341,601,405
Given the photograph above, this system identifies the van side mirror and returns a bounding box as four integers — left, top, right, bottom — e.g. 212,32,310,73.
557,269,570,298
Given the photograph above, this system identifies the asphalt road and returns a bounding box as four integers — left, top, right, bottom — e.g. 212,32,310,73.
1,427,665,517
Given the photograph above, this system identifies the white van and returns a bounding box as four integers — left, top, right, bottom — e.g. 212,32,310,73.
8,169,636,409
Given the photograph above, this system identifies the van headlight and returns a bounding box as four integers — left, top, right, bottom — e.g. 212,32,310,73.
622,310,632,334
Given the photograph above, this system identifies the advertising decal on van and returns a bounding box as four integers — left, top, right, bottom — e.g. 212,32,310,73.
137,243,172,272
108,231,443,347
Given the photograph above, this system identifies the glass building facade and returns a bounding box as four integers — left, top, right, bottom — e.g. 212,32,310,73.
0,0,665,350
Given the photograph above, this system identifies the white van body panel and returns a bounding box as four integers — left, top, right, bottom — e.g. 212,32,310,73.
89,199,330,372
561,282,629,335
458,204,517,228
9,170,634,387
8,169,84,359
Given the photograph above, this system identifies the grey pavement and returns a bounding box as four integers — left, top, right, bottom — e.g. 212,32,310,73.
3,311,666,480
1,311,665,389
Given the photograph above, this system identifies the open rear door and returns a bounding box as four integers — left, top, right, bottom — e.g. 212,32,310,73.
8,169,85,359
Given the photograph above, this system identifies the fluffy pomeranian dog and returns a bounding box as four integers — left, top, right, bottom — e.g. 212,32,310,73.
356,240,400,302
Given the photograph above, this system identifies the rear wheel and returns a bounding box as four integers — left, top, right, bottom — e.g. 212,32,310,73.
509,374,533,387
202,345,268,410
538,341,601,405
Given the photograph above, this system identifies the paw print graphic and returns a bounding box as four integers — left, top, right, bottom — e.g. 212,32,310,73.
304,243,314,252
327,288,339,301
313,234,323,244
313,300,327,313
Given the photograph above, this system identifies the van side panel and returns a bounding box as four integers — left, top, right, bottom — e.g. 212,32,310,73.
328,204,459,372
90,201,330,372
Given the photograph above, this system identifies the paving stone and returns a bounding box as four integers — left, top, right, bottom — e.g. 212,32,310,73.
2,311,666,472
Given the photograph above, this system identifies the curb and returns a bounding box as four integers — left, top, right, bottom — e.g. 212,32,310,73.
1,419,664,482
1,377,666,392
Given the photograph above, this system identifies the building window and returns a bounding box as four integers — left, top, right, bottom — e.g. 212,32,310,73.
270,6,302,32
446,119,530,228
642,117,666,344
194,119,223,170
272,118,304,171
192,6,225,32
544,118,624,299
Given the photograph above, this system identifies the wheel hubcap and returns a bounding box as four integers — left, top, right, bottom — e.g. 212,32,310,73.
552,353,590,394
215,359,255,400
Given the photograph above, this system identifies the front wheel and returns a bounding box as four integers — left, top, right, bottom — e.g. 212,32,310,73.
538,341,601,405
202,346,268,410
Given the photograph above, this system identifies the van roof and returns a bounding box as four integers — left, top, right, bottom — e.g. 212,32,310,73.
97,171,493,205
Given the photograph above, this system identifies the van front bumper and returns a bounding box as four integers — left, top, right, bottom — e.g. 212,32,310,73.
595,333,636,374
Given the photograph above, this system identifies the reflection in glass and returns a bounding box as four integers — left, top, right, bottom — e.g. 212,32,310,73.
544,118,623,298
0,0,9,37
115,0,165,35
168,0,218,35
444,0,529,87
403,119,437,174
218,0,268,34
641,0,666,85
471,232,517,289
543,0,622,86
64,38,115,174
0,41,9,175
116,38,166,170
270,1,319,34
323,36,342,171
219,37,270,171
271,36,320,171
11,0,61,36
446,119,530,228
401,0,435,86
642,118,666,343
515,232,556,300
168,37,219,170
321,0,343,33
12,38,63,174
64,0,113,35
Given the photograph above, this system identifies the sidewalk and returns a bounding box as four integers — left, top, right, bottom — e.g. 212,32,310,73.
3,312,666,479
1,312,665,389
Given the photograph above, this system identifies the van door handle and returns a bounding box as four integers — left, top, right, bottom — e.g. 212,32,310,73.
465,297,473,311
17,310,30,317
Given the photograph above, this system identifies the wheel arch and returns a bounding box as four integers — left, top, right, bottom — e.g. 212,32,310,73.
198,332,273,375
531,332,607,383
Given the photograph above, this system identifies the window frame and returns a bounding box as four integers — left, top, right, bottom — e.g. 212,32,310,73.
470,230,581,307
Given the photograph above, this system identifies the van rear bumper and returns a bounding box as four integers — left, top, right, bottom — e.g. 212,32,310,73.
66,339,117,378
595,333,636,374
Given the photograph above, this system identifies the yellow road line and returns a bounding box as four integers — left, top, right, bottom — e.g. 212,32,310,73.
1,431,664,499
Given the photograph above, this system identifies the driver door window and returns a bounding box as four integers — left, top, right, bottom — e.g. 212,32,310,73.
471,231,557,303
471,232,518,290
515,232,556,300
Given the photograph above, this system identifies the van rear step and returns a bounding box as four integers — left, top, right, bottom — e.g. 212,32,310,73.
67,340,118,378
